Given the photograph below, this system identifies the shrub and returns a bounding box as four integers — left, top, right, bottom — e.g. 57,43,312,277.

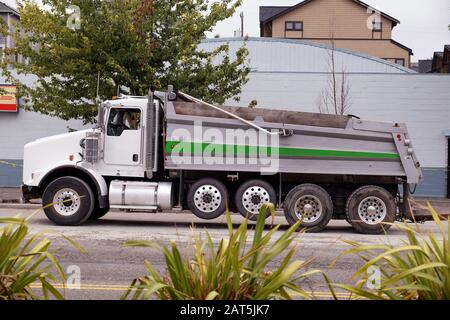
331,204,450,300
122,204,322,300
0,216,81,300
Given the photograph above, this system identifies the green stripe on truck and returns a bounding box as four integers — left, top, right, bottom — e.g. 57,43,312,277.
165,141,400,160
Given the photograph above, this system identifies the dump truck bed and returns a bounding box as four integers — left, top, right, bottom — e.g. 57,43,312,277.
164,98,422,184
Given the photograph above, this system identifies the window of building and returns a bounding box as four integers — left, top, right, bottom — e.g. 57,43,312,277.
372,21,382,32
395,59,405,67
285,21,303,31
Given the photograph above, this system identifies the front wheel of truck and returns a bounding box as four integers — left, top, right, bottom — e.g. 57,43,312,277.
346,185,396,234
42,176,94,226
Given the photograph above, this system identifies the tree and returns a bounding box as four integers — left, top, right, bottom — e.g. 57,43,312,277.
1,0,250,124
317,34,352,115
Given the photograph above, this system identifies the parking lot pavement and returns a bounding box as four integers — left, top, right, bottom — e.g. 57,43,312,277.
0,207,447,300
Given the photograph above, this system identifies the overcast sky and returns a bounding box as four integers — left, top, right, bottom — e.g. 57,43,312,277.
4,0,450,61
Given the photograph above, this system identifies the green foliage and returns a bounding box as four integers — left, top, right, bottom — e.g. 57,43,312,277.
0,216,71,300
331,204,450,300
2,0,250,124
122,204,322,300
247,99,258,108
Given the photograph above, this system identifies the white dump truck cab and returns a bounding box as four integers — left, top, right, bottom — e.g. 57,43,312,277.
22,86,425,234
22,89,173,225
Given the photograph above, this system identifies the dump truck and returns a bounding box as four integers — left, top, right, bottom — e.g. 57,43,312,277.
22,86,423,234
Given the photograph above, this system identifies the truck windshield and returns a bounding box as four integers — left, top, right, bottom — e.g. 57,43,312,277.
107,108,141,136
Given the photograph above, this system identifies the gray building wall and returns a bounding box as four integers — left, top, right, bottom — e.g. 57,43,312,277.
0,110,87,187
0,71,87,187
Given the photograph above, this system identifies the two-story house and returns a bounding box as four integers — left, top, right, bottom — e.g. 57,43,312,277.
260,0,413,67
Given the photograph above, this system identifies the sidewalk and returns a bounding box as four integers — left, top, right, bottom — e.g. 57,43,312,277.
0,187,23,203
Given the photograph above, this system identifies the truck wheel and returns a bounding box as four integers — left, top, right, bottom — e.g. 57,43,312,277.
42,176,94,226
235,180,276,221
346,185,396,234
187,178,228,220
284,184,333,233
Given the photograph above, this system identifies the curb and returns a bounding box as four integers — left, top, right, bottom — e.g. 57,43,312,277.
0,203,286,216
0,203,42,209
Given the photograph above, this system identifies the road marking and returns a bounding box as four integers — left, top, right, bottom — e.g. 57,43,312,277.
29,283,353,298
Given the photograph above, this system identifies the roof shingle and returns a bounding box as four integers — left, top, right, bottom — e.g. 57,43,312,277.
260,6,290,23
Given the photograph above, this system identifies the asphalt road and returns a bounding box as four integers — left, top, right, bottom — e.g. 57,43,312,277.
0,207,445,300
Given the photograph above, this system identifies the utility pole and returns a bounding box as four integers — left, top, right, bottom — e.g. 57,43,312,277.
240,12,244,37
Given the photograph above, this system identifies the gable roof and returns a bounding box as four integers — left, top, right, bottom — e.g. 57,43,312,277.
391,39,413,55
260,6,290,23
0,1,19,17
260,0,400,26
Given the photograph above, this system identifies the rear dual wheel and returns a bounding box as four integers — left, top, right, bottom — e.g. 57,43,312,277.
283,184,333,233
346,185,396,234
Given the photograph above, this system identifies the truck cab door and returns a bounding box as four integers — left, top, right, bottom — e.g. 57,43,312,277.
104,107,142,166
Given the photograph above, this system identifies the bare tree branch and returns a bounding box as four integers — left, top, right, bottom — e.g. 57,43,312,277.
316,26,352,115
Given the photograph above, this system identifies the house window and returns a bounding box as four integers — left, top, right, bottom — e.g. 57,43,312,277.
372,21,382,32
395,59,405,67
285,21,303,31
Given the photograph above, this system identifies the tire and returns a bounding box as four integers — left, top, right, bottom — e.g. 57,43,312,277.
346,185,396,234
187,178,228,220
42,176,95,226
235,179,276,221
89,205,109,220
283,184,333,233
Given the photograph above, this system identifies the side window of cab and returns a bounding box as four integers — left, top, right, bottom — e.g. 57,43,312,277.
107,108,141,136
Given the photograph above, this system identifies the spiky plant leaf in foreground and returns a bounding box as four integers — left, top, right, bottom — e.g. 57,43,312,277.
122,204,322,300
331,204,450,300
0,216,78,300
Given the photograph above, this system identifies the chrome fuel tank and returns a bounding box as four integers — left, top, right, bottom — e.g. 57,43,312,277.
109,180,173,210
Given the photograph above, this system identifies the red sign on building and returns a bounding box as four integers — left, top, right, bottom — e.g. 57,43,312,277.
0,85,18,112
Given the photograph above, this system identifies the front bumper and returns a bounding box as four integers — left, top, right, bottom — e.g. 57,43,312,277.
21,184,41,203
